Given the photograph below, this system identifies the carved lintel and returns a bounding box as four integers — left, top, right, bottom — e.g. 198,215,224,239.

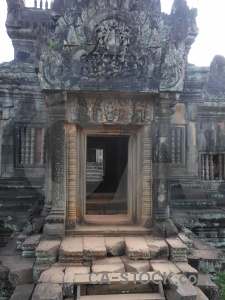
67,95,153,125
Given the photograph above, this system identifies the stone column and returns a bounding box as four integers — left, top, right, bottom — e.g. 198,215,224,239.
41,124,52,217
153,93,179,238
43,92,66,239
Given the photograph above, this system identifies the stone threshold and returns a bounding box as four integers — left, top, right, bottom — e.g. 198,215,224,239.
66,225,152,236
84,214,131,224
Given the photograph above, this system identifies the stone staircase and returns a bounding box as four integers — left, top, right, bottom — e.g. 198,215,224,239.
172,207,225,251
0,178,45,247
171,179,225,208
86,163,104,182
0,226,223,300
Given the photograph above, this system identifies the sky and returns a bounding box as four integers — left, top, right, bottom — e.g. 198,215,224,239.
0,0,225,66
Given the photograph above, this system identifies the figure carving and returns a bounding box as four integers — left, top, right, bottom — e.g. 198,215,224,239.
104,100,116,122
68,96,152,125
79,19,145,80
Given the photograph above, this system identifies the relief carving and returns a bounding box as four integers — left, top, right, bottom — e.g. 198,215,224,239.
80,19,144,81
104,100,116,122
67,96,153,125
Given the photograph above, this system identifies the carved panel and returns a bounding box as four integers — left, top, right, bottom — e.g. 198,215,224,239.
67,95,153,125
141,125,152,228
52,121,65,208
39,0,163,92
66,125,77,228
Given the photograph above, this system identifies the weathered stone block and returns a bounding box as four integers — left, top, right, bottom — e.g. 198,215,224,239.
104,237,125,256
92,257,125,273
145,237,169,259
174,262,198,285
150,260,181,277
22,234,42,258
35,240,61,264
33,263,51,284
188,249,222,273
178,233,194,253
197,274,219,300
166,238,188,262
10,284,34,300
31,283,63,300
83,237,106,260
63,266,90,297
125,237,150,260
165,220,179,238
168,273,197,299
121,256,150,272
38,267,65,284
0,256,35,286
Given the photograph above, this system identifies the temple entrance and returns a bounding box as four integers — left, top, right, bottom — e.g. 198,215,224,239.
86,136,128,215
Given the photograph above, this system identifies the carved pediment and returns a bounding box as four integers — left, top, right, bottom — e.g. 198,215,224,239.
39,0,162,92
38,0,198,93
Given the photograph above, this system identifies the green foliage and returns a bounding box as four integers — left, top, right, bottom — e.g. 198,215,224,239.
49,39,58,50
214,272,225,299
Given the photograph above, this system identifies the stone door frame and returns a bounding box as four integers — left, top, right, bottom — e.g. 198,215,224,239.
76,125,139,224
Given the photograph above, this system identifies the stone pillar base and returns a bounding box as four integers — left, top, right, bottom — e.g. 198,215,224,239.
43,223,64,240
153,220,178,238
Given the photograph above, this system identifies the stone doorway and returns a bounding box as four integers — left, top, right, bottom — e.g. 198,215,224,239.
86,136,128,215
75,125,141,225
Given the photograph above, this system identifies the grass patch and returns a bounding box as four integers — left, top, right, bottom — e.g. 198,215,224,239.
214,272,225,299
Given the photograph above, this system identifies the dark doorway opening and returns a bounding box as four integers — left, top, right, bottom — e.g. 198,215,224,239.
86,136,128,215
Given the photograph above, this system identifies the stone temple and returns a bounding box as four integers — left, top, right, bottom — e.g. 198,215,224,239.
0,0,225,299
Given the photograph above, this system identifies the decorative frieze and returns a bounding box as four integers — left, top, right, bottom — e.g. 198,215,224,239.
67,95,153,125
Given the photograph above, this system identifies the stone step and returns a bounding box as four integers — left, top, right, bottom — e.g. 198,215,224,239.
22,234,42,258
121,256,150,272
168,273,197,299
63,266,90,297
67,225,152,236
144,237,169,260
31,283,63,300
187,248,224,273
35,240,61,264
125,237,150,260
0,255,35,286
197,274,219,300
59,237,83,262
38,266,65,284
178,233,194,252
173,262,198,284
78,294,165,300
166,238,188,262
104,237,125,256
150,260,181,276
83,237,107,260
92,257,125,273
